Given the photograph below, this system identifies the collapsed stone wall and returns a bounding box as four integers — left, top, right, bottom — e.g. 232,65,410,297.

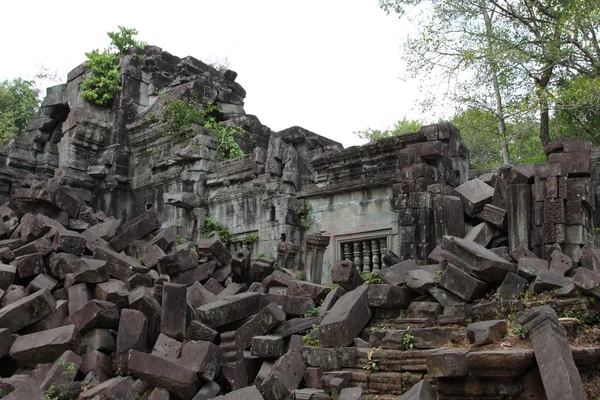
3,45,600,399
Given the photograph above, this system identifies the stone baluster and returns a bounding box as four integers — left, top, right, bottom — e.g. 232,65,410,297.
305,233,331,284
343,242,353,261
371,239,380,271
362,240,371,272
353,241,363,273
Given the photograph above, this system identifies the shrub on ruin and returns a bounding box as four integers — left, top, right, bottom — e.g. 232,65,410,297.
81,26,145,107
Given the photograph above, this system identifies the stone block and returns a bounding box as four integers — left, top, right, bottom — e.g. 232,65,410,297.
453,178,494,216
405,270,436,293
116,309,148,358
53,230,86,255
426,350,469,377
67,282,92,314
213,385,264,400
231,249,251,284
94,246,147,274
0,287,56,332
367,284,418,308
518,258,549,280
407,302,442,320
80,350,112,382
274,316,320,338
204,277,224,295
64,299,119,334
161,282,187,341
0,263,16,290
79,377,137,400
13,237,53,257
339,387,363,400
187,281,219,309
252,336,285,358
128,286,162,345
0,327,13,357
217,282,247,299
152,333,182,360
467,320,507,345
39,349,82,394
400,379,436,400
72,258,109,283
9,325,80,367
178,340,222,381
439,263,488,301
26,273,58,294
260,349,306,400
80,328,115,354
193,381,223,399
464,222,495,247
531,270,570,293
109,211,159,252
235,302,286,350
171,260,218,286
196,238,232,267
141,244,165,269
549,249,573,276
186,320,218,342
196,292,263,328
319,286,371,347
497,272,528,300
331,260,364,291
573,267,600,298
1,284,26,307
95,279,129,309
11,253,44,279
221,359,248,390
287,280,330,302
378,260,420,286
427,287,465,308
480,203,507,228
446,235,515,278
158,248,198,276
262,293,315,316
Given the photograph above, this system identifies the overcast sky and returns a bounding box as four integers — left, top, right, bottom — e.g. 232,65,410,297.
0,1,441,148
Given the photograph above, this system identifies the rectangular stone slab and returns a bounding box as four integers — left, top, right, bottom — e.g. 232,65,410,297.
9,324,80,367
318,286,371,347
127,350,200,400
196,292,263,328
0,287,56,332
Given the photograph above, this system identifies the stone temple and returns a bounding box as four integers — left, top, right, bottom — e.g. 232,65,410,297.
1,44,600,399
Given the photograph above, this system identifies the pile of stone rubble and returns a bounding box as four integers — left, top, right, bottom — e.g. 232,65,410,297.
1,166,600,399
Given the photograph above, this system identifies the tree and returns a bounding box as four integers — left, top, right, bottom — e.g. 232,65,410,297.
0,78,39,143
381,0,600,150
354,117,423,141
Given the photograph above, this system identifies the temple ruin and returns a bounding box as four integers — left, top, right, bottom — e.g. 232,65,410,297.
0,45,600,399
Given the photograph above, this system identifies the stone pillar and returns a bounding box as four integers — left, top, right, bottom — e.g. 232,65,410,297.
371,239,380,271
305,233,331,284
508,183,532,253
343,242,352,261
276,242,299,270
362,240,371,272
517,306,585,400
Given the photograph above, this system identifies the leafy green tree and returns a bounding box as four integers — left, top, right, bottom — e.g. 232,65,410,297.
354,117,423,141
0,78,39,142
381,0,600,150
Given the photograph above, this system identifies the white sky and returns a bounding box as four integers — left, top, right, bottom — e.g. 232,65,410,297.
0,0,444,148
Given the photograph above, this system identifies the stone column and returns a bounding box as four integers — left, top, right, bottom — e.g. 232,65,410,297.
276,242,299,270
517,306,585,400
508,183,532,253
305,233,331,284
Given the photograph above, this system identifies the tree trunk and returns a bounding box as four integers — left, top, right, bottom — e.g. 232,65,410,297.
536,69,553,146
481,0,510,164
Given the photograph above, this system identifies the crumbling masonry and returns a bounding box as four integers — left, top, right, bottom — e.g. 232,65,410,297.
1,45,600,399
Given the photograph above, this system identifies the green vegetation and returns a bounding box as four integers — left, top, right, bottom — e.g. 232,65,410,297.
561,309,600,326
354,117,423,142
244,233,259,244
402,327,415,350
44,360,78,399
81,26,146,107
203,215,232,245
296,270,306,281
302,324,324,347
304,306,320,318
299,201,313,229
363,350,380,372
512,325,529,340
362,271,384,285
0,78,39,143
379,0,600,167
164,97,244,160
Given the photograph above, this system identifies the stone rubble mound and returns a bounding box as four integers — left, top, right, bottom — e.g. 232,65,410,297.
0,138,600,400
